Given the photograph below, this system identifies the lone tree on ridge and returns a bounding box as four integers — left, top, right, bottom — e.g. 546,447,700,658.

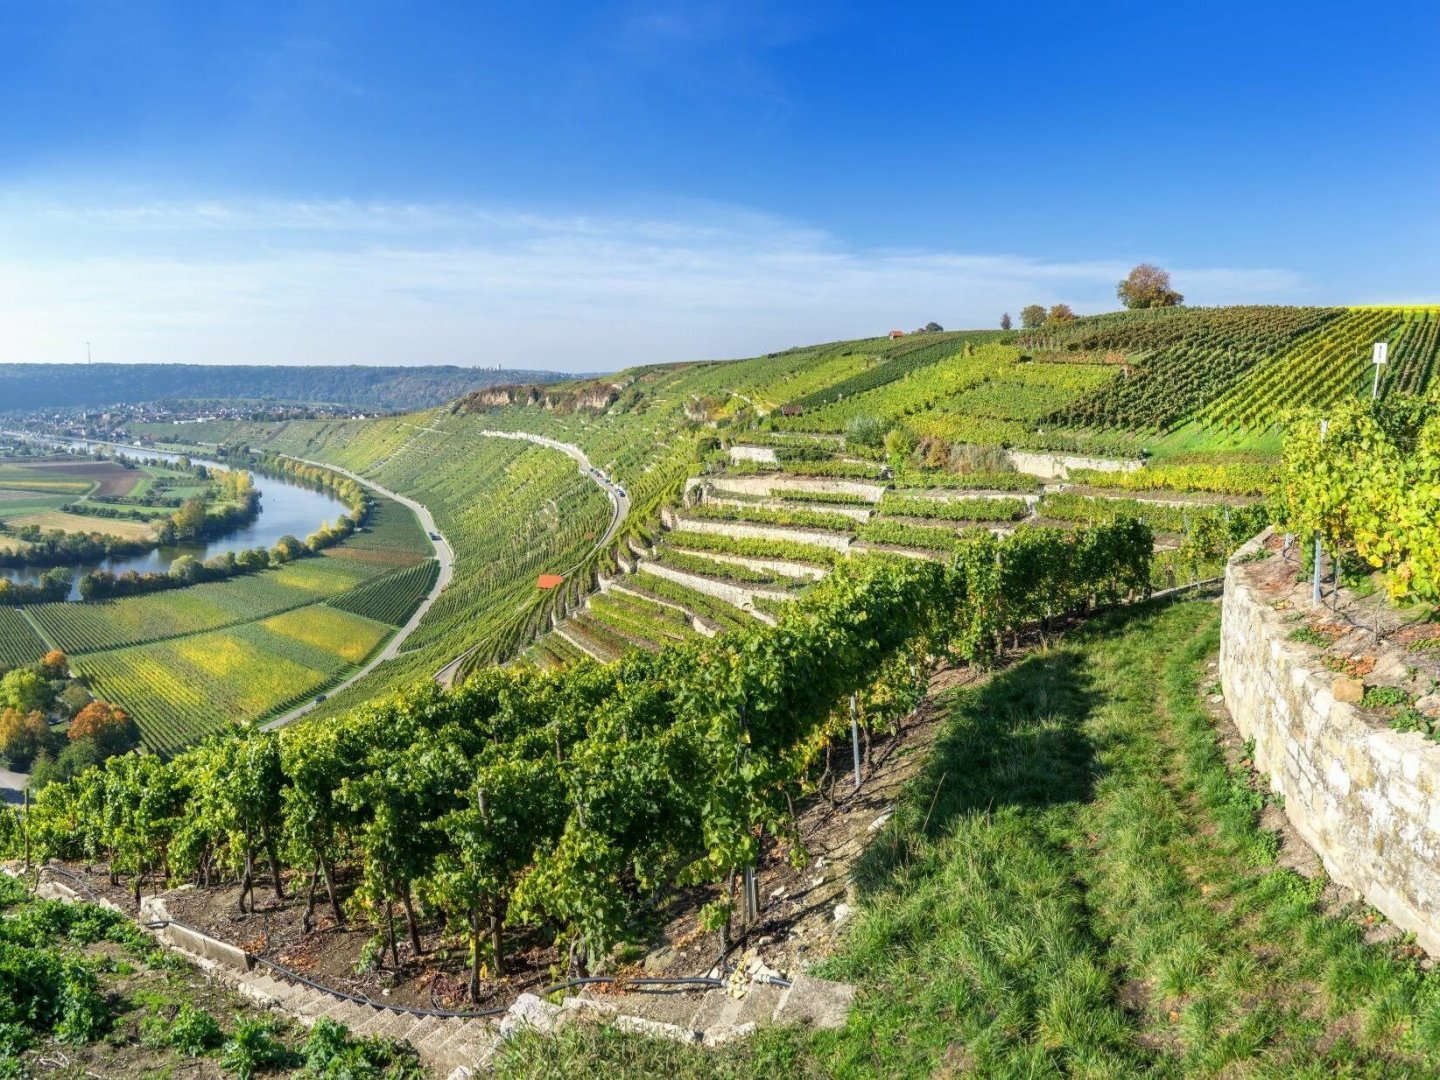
1117,263,1183,308
1020,304,1047,329
1000,312,1012,330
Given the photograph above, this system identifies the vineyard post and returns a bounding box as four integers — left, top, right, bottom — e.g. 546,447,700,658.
850,692,862,792
1372,341,1388,399
743,865,759,928
1313,419,1328,605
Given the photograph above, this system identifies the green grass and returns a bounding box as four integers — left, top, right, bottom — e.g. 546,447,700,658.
495,598,1440,1078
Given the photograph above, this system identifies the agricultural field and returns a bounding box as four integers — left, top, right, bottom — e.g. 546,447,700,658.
4,508,156,539
0,607,47,667
1200,307,1440,431
327,494,433,567
0,488,433,749
71,603,394,752
0,452,254,545
329,558,440,624
27,556,375,654
129,412,621,716
0,489,72,515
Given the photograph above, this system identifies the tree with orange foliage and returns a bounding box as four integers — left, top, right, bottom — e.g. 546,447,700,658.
0,707,54,769
68,701,140,756
41,650,67,677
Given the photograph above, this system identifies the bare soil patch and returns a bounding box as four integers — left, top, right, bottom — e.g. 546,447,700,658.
11,459,142,496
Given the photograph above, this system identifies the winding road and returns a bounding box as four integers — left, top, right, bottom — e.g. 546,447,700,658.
263,456,455,729
3,427,623,729
432,429,629,687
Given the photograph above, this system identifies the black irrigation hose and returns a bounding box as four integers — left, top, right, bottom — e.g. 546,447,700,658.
247,950,509,1019
540,975,728,995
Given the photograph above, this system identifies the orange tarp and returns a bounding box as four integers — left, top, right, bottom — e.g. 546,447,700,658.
536,574,565,590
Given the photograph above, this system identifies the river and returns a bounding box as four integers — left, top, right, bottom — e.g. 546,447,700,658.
0,441,349,601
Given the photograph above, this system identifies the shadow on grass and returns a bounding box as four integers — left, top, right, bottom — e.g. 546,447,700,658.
853,597,1179,901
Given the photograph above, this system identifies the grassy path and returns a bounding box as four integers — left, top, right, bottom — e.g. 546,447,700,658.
498,598,1440,1078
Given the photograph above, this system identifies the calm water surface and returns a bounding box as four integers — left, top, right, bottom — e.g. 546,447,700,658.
0,440,348,600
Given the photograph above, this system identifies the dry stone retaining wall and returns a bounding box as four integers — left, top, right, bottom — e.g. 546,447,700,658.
1220,532,1440,954
669,515,854,554
637,560,790,609
684,475,885,502
704,494,872,522
1007,450,1142,480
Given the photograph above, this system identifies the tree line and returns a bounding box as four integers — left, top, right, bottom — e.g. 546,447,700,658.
1000,263,1184,332
6,520,1154,1000
79,454,372,601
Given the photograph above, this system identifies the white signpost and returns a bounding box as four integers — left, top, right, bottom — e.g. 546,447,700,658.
1372,341,1388,398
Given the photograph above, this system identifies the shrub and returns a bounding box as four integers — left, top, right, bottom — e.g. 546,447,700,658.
301,1016,423,1078
170,1003,224,1055
222,1017,291,1080
844,414,885,448
54,963,108,1044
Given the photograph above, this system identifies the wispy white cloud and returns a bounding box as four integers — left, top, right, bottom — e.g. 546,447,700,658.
0,195,1306,367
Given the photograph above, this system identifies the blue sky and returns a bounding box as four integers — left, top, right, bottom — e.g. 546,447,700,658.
2,1,1436,369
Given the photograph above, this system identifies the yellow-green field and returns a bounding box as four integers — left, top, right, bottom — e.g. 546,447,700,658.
260,604,392,664
6,495,434,753
5,510,157,540
68,598,396,753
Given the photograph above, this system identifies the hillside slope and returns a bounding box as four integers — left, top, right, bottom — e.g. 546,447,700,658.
0,362,581,412
106,304,1433,725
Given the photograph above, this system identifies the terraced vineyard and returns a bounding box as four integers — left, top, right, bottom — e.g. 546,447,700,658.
517,433,1267,669
100,304,1429,735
